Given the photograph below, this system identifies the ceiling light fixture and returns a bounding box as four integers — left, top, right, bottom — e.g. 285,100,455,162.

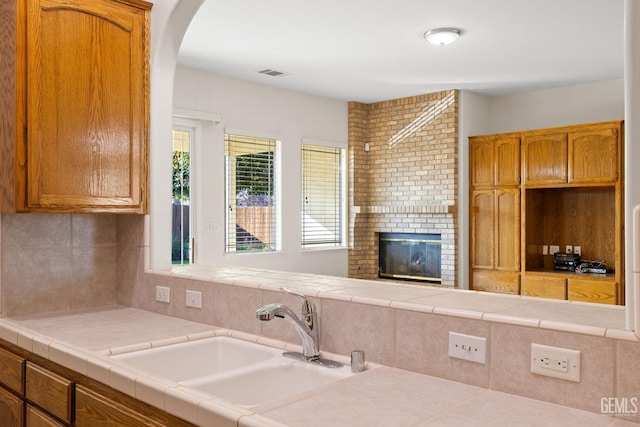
424,28,461,46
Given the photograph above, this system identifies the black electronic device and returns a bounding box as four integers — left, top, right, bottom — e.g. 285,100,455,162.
553,253,581,271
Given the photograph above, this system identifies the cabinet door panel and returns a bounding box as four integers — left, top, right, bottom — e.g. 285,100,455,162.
26,0,148,212
471,190,494,269
522,275,566,299
495,136,520,186
470,137,494,187
568,127,618,183
472,271,520,294
568,278,618,305
495,189,520,271
27,405,65,427
0,386,23,427
523,132,567,185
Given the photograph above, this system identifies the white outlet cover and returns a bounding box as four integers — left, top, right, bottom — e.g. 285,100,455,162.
531,343,580,382
448,332,486,364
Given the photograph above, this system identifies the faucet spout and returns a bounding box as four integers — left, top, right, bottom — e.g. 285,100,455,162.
256,298,320,360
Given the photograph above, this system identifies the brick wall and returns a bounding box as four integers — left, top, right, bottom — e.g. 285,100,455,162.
348,90,458,286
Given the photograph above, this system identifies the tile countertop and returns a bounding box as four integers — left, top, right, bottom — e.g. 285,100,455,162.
0,305,636,427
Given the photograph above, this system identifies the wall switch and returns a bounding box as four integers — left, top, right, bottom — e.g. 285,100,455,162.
186,290,202,308
574,246,581,256
156,286,170,303
448,332,486,364
531,343,580,382
549,245,560,255
542,245,548,255
565,245,573,254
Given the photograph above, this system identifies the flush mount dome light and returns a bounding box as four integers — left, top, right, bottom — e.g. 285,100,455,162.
424,28,461,46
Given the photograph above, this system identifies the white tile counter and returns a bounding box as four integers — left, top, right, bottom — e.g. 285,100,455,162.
0,305,635,427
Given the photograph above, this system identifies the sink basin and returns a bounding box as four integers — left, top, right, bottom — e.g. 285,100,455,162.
183,359,353,406
112,336,277,381
111,336,355,406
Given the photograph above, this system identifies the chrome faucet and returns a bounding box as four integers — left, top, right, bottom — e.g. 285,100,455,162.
256,288,320,361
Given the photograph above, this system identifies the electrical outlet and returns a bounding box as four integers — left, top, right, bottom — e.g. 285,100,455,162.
156,286,170,303
574,246,581,256
531,343,580,382
448,332,486,364
565,245,573,254
549,245,560,255
186,290,202,308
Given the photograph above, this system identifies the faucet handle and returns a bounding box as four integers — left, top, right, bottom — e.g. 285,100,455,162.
281,287,315,326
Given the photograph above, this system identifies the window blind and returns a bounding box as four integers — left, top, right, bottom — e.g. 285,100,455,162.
301,144,344,247
225,134,278,253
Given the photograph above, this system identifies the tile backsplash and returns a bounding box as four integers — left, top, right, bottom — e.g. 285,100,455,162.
0,213,144,317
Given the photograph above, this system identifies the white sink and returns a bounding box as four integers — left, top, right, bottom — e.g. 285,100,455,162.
111,336,354,406
112,336,277,381
183,358,353,406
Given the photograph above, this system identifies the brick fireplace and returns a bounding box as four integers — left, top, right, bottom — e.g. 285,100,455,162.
348,90,458,287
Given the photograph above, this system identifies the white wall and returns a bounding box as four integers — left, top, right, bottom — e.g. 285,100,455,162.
172,66,349,276
486,79,624,133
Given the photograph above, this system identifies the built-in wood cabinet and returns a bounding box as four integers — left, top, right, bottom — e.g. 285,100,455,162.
470,134,521,295
0,0,151,213
470,121,624,305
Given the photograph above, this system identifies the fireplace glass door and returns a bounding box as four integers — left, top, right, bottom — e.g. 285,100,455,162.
379,233,441,283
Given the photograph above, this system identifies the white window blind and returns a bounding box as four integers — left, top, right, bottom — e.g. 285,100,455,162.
225,134,278,253
301,144,345,248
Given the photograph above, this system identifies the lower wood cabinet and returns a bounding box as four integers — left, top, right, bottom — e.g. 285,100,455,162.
521,275,566,300
0,386,23,427
27,405,65,427
0,341,197,427
76,385,164,427
568,278,618,305
25,362,74,424
472,271,520,295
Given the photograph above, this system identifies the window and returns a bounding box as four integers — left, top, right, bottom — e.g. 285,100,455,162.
225,134,280,253
172,126,192,264
301,143,346,248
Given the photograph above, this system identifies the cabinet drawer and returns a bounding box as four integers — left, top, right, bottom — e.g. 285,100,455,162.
75,385,164,427
25,362,74,423
522,275,566,299
0,347,25,394
472,271,520,295
27,404,65,427
568,278,618,305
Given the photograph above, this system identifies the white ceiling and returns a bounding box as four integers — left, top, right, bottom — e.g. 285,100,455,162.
177,0,624,104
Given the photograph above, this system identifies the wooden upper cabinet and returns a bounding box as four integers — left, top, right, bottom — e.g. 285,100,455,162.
470,135,520,188
523,131,568,185
568,124,619,184
470,137,494,188
495,136,520,186
523,121,622,187
0,0,151,213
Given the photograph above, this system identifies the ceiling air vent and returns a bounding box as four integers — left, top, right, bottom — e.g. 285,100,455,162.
259,69,286,77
